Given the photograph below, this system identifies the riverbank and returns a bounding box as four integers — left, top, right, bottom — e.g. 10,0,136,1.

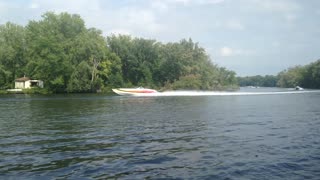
1,88,51,95
1,85,240,95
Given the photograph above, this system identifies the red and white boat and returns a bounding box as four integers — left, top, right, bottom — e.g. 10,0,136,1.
112,87,158,96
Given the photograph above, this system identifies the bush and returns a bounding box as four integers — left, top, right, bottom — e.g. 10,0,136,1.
22,88,51,94
0,90,8,94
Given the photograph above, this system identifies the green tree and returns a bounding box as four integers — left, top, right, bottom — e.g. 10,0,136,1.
277,66,304,88
1,11,241,92
67,61,92,92
107,36,238,90
25,12,85,92
0,22,26,88
300,59,320,88
24,12,118,92
238,75,278,87
107,35,164,88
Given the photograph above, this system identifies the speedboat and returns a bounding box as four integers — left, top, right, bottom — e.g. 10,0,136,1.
112,87,158,96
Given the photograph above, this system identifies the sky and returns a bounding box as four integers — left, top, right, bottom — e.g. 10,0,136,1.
0,0,319,76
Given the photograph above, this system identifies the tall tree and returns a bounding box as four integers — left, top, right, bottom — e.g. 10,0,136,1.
25,12,86,92
24,12,120,92
67,61,92,92
0,22,26,88
0,12,240,92
277,66,305,88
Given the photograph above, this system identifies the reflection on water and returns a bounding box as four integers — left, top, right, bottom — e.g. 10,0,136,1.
0,89,320,179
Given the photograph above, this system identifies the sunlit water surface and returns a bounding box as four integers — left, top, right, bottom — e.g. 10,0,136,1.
1,88,320,179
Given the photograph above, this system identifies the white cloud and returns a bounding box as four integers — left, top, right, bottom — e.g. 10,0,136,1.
272,41,280,48
170,0,190,5
195,0,226,5
152,0,225,6
0,1,11,17
220,47,233,56
219,46,256,57
250,0,300,13
151,1,169,12
225,20,245,30
0,1,6,10
249,0,301,24
20,0,165,37
211,19,245,31
29,3,39,9
117,8,164,34
284,14,297,23
200,0,226,5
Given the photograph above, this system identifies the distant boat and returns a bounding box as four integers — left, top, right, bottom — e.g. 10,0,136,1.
112,87,158,96
295,86,304,90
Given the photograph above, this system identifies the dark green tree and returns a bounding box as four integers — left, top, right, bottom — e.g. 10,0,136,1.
25,12,85,92
0,22,26,88
0,11,241,92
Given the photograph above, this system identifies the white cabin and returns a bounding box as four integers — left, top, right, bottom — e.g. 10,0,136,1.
15,77,43,89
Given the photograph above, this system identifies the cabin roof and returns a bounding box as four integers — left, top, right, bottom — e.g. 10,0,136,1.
15,77,30,82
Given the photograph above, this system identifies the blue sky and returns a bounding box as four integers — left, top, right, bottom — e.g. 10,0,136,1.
1,0,319,76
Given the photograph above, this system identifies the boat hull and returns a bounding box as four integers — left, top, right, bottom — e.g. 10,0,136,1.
112,88,158,96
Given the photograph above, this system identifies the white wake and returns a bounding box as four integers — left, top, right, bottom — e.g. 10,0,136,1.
132,90,320,97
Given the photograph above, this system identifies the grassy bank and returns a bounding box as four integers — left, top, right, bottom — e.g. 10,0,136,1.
0,90,8,94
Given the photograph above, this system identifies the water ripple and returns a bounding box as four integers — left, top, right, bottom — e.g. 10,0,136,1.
1,92,320,179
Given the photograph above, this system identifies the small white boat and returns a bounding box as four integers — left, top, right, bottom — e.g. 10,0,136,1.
112,87,158,96
295,86,304,90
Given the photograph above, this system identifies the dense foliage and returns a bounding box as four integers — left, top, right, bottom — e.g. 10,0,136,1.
238,75,278,87
0,12,238,92
107,36,237,90
277,60,320,89
238,59,320,88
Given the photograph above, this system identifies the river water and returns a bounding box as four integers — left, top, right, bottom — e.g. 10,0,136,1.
1,88,320,179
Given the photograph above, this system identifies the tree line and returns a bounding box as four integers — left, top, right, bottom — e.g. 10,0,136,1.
238,59,320,89
0,12,238,93
277,60,320,88
237,75,278,87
